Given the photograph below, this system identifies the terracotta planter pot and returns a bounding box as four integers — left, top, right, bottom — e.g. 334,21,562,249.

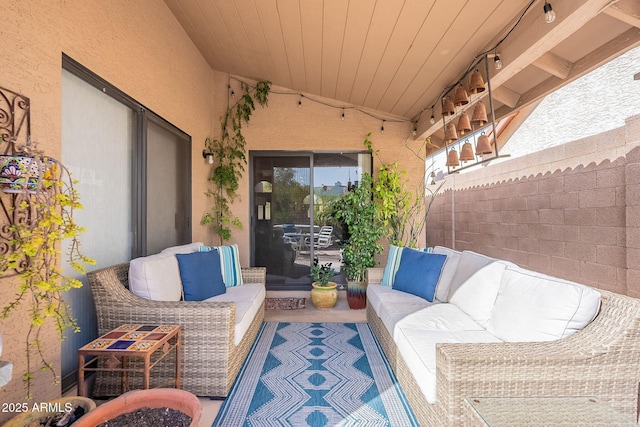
73,388,201,427
310,281,338,309
3,396,96,427
347,280,367,309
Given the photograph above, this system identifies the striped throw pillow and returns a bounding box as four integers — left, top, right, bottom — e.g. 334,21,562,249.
199,243,244,287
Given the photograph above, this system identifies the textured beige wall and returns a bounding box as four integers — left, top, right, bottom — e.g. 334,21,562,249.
428,114,640,297
206,74,423,264
0,0,213,413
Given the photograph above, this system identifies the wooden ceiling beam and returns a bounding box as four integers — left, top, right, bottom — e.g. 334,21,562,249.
533,52,573,79
603,0,640,29
493,27,640,120
416,0,613,140
492,86,521,109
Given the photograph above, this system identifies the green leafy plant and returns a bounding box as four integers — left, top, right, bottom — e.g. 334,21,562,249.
310,262,335,287
330,173,383,282
202,80,271,244
364,132,443,248
0,141,94,399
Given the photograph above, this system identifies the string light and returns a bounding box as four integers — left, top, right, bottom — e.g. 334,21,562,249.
381,120,385,134
430,107,435,125
341,108,345,120
543,2,556,24
298,95,303,108
494,54,503,70
228,84,235,98
413,123,417,136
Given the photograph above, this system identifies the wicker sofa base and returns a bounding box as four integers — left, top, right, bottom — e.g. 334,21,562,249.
88,263,266,398
366,289,640,427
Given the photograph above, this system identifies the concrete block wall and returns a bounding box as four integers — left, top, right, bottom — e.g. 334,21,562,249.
427,114,640,297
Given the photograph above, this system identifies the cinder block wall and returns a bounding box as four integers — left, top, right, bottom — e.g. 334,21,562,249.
427,114,640,297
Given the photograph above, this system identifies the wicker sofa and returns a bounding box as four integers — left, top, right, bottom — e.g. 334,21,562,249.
87,252,266,398
366,247,640,426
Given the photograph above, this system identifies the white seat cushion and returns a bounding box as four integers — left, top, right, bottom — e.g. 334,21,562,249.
205,284,266,345
487,265,601,342
129,252,182,301
449,261,511,327
395,327,502,404
367,284,436,334
432,246,462,302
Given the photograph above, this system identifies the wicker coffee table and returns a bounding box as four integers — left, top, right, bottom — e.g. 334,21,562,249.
464,396,637,426
77,324,181,397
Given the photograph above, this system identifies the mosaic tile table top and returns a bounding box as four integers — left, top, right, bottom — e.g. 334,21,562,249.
80,324,180,353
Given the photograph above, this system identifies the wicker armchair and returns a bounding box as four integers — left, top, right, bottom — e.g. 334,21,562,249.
87,263,266,398
366,267,640,426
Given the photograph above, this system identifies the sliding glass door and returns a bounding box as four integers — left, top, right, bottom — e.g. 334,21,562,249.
251,152,371,290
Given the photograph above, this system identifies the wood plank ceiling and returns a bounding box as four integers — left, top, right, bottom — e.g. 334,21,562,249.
164,0,640,154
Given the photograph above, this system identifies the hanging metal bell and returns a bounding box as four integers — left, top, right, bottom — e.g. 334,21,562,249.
475,133,493,155
456,112,472,136
453,85,469,107
442,97,455,117
468,69,486,94
446,148,460,167
471,101,488,127
444,123,458,142
460,141,475,162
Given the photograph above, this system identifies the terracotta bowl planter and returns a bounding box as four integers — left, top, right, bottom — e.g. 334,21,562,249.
72,388,201,427
3,396,96,427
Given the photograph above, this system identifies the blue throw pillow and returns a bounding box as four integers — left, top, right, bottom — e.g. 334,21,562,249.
176,250,226,301
393,250,446,302
381,245,434,286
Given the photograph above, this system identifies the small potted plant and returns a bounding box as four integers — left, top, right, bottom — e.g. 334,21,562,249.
309,262,338,309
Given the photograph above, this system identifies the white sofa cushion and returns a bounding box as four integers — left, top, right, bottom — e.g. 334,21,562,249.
367,284,436,335
205,284,266,345
449,261,510,327
487,265,602,342
395,327,502,404
447,250,496,300
432,246,462,302
160,241,204,254
129,252,182,301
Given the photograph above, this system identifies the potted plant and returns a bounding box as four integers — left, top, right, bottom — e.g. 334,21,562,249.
331,173,383,309
309,262,338,309
0,138,94,398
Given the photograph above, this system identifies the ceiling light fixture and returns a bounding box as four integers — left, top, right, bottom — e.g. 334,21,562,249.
494,54,503,70
543,1,556,24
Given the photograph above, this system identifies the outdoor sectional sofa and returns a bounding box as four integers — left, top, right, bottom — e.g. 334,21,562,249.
366,246,640,426
87,242,266,398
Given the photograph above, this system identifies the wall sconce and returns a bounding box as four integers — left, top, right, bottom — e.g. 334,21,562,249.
202,149,214,165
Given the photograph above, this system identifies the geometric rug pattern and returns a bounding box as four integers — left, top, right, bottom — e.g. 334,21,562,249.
214,322,418,426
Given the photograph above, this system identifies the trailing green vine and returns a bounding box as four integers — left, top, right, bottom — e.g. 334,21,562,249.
0,141,94,398
364,132,443,248
202,80,271,244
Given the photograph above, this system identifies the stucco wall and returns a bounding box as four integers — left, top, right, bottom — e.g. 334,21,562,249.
427,114,640,298
0,0,213,413
213,73,424,264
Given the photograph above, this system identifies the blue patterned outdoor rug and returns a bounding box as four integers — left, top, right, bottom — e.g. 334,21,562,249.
214,322,418,426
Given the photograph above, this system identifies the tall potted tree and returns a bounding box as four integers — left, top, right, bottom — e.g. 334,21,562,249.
331,173,383,309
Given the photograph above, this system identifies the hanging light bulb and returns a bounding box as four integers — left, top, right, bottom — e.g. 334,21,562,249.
298,95,303,108
381,120,385,134
430,114,435,125
341,108,345,120
413,123,417,136
494,54,503,70
543,1,556,24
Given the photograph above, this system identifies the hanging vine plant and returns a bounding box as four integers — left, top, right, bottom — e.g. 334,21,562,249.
0,139,94,398
202,80,271,244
